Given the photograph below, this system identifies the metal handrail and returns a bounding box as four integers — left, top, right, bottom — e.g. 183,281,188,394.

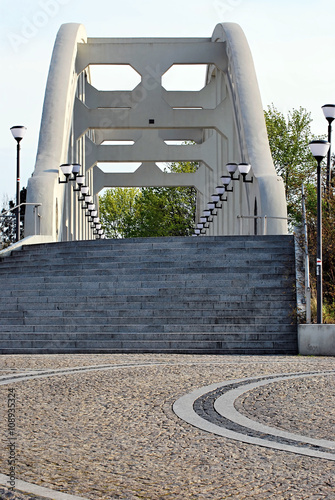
1,202,42,214
0,203,42,236
237,215,288,235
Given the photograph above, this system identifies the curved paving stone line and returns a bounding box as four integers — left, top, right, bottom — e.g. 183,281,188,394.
0,473,88,500
0,359,254,500
194,374,335,453
173,370,335,461
0,361,181,500
214,373,335,450
0,361,175,387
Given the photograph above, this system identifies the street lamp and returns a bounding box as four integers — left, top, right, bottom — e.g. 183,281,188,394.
220,175,233,192
59,163,73,183
321,104,335,194
308,139,330,324
226,162,239,180
10,125,27,242
73,175,85,192
238,163,253,183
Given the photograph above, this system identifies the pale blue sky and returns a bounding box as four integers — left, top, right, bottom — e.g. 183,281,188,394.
1,0,335,201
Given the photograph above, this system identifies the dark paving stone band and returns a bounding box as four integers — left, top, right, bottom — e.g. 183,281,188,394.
173,371,335,461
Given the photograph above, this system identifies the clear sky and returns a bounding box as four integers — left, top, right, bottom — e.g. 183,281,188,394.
1,0,335,203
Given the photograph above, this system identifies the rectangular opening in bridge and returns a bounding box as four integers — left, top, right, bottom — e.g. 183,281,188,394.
101,141,135,145
158,129,204,144
89,64,141,91
172,107,203,110
164,141,197,145
156,161,199,173
98,162,142,173
162,64,208,91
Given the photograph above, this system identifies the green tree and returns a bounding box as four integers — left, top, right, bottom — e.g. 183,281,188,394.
264,104,317,227
99,187,139,239
264,104,335,322
307,193,335,322
124,161,198,238
0,188,26,247
123,185,196,238
99,160,198,238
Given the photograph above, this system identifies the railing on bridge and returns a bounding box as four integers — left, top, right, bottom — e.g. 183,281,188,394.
0,203,42,237
237,215,288,236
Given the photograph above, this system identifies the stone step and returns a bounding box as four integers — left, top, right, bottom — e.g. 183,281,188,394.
0,338,297,350
0,347,297,355
0,264,292,277
0,285,294,298
3,245,294,262
13,235,293,253
0,263,288,276
0,300,294,312
0,292,294,304
0,331,296,341
0,256,294,271
0,323,297,333
0,280,294,296
0,268,293,282
0,314,294,326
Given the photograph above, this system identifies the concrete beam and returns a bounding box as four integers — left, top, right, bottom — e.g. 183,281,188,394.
74,98,230,139
84,133,216,171
93,163,206,194
76,41,227,76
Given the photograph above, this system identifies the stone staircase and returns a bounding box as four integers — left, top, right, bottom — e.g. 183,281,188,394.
0,235,297,354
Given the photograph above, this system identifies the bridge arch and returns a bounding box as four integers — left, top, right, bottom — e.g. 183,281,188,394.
24,22,287,241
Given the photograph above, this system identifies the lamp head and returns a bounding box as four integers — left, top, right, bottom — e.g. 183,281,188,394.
238,163,251,175
215,186,225,195
76,175,85,186
322,104,335,124
226,162,238,174
10,126,27,143
220,176,231,186
308,140,330,163
59,163,73,179
71,163,81,176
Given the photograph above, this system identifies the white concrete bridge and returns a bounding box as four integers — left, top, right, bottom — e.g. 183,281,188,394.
23,22,287,243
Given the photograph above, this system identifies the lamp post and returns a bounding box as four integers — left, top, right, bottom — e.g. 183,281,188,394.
10,126,27,242
308,139,330,323
321,104,335,195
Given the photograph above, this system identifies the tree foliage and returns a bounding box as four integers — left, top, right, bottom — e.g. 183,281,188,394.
307,194,335,320
0,188,26,248
99,161,198,239
99,187,139,239
264,104,317,227
264,104,335,322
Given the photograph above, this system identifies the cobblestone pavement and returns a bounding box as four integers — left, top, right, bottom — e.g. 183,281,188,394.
0,354,334,500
